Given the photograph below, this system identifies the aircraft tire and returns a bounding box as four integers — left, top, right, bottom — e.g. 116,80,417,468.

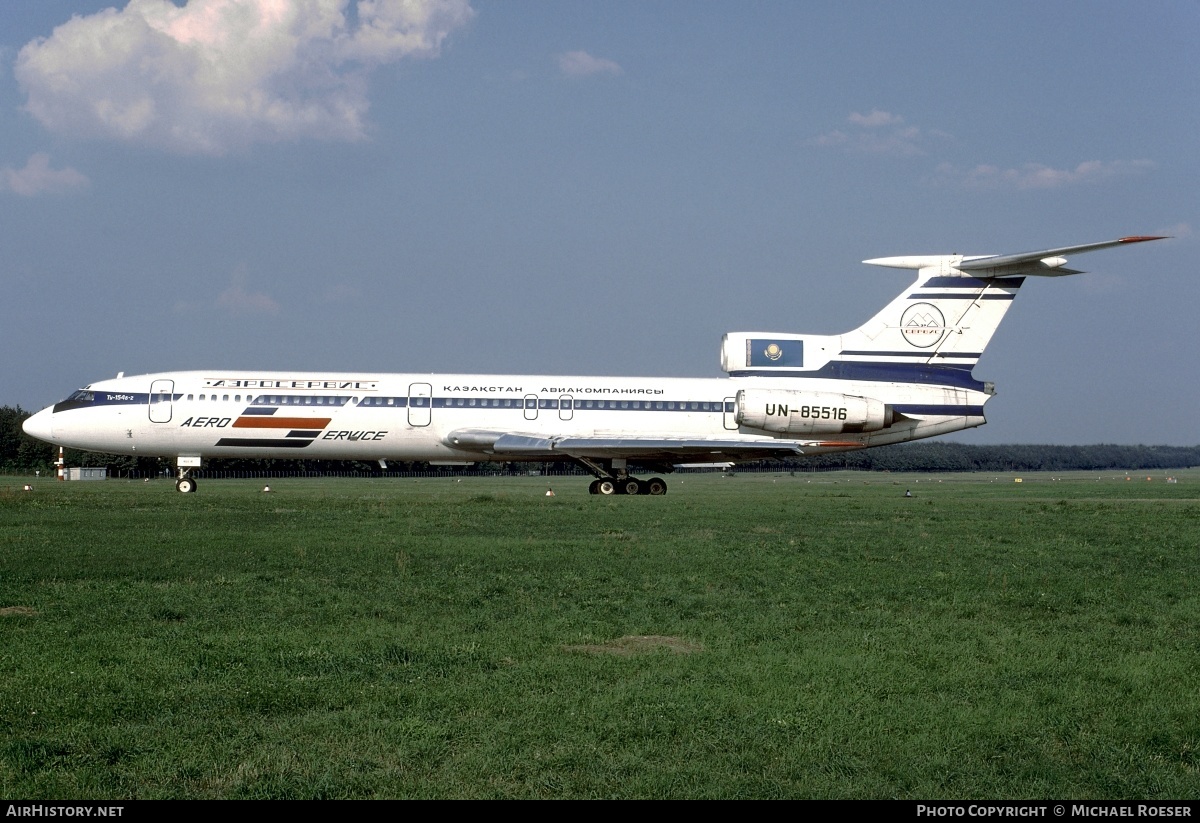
620,478,640,495
645,477,667,496
588,479,601,495
596,479,617,495
176,477,197,494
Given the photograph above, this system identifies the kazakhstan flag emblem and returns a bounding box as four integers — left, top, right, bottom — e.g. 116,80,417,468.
747,339,803,367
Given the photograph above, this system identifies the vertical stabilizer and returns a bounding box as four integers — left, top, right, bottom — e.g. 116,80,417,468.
721,236,1165,385
842,255,1023,369
850,235,1166,368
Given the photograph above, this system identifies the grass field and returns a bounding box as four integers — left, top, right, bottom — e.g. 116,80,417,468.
1,470,1197,799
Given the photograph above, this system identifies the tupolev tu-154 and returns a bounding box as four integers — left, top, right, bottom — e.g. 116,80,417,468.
22,235,1165,495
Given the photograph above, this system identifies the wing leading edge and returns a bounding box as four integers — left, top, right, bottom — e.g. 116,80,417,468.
442,429,853,462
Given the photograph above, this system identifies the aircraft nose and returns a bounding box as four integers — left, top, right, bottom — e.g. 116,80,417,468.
22,408,55,442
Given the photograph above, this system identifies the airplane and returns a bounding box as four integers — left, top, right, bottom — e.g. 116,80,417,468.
22,235,1165,495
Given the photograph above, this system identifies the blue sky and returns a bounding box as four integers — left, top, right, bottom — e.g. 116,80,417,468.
2,1,1196,445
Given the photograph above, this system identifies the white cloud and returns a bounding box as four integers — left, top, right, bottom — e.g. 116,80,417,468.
816,110,1156,189
811,111,932,157
936,159,1156,190
848,109,902,127
15,0,475,155
0,153,88,196
557,50,622,77
811,128,924,157
216,267,280,315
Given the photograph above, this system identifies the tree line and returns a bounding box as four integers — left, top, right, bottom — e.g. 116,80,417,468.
3,405,1197,476
757,441,1200,473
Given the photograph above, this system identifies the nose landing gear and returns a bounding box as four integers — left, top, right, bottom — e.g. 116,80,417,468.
175,457,203,493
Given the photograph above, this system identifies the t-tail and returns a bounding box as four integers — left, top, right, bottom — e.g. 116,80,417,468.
720,236,1166,389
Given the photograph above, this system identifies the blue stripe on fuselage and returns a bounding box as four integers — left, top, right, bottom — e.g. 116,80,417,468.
729,360,987,392
838,350,983,360
920,276,1026,289
45,381,986,421
909,292,1014,300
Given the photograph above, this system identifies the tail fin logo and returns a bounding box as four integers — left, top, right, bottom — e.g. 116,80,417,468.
900,303,946,348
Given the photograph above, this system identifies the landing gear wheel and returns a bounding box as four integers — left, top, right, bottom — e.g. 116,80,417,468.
596,479,617,495
176,477,197,494
588,479,601,495
619,478,641,495
645,477,668,496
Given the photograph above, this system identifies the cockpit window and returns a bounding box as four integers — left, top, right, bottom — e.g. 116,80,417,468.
66,390,94,403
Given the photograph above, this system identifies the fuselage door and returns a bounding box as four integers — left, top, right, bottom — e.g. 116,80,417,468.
559,394,573,421
524,394,539,421
149,379,174,423
723,396,738,430
408,383,432,427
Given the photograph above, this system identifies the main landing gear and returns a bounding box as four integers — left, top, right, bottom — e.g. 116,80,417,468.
587,476,668,496
577,458,668,496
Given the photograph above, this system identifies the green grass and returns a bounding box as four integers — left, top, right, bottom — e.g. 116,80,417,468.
1,470,1198,798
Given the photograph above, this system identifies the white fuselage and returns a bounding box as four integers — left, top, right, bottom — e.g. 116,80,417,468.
20,235,1163,493
22,368,989,465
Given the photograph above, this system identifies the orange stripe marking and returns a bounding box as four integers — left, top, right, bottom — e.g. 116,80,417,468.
233,417,332,429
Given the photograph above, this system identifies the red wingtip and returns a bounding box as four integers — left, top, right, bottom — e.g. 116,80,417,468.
1118,235,1169,243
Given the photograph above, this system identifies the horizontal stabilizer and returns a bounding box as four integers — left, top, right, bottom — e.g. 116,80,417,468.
956,236,1167,277
864,235,1167,278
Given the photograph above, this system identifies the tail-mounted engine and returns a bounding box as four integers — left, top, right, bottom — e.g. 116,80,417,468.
736,389,894,434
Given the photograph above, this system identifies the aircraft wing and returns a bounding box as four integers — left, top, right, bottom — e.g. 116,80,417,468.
956,235,1166,277
442,429,851,463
